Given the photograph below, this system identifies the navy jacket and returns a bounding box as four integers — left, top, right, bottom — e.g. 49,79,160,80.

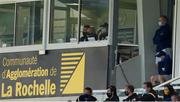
153,24,172,52
158,55,172,75
76,94,97,101
105,95,119,101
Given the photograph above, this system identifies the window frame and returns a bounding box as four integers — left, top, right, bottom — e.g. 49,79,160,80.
46,0,110,50
0,0,115,53
0,0,45,53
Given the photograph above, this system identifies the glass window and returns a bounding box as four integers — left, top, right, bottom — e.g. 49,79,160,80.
0,1,44,47
50,0,79,43
117,0,139,62
118,0,138,44
80,0,109,42
16,1,44,46
0,4,15,47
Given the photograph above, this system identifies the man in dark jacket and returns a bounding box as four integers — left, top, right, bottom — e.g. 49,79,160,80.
76,87,97,101
123,85,138,101
157,51,172,82
105,85,119,101
153,16,172,53
80,25,90,41
141,82,158,101
151,51,172,85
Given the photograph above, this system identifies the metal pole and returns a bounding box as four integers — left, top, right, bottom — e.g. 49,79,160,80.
107,0,119,86
77,0,82,43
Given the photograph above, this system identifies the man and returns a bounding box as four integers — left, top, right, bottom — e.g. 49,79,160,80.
153,15,172,57
141,82,158,101
80,25,90,41
98,22,108,40
105,85,119,101
151,51,172,85
86,27,98,41
123,85,138,101
76,87,97,101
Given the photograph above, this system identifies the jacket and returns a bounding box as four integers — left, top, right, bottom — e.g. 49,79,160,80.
153,24,172,52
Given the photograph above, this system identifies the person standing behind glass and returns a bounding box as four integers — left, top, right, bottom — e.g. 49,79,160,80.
97,23,108,40
153,16,172,69
86,26,98,41
80,25,90,41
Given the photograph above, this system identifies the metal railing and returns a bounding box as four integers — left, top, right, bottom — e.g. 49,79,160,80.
93,77,180,101
154,76,180,90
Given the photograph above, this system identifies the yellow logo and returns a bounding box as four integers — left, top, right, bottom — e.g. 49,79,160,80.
60,52,85,95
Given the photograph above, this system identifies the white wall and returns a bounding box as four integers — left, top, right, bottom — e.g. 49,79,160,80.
173,0,180,78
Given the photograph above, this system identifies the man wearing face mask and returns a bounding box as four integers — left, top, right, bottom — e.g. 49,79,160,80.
153,16,172,55
105,85,119,101
76,87,97,101
123,85,138,101
141,82,158,101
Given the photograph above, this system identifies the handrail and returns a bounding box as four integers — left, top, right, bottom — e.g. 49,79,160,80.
154,76,180,90
118,43,139,47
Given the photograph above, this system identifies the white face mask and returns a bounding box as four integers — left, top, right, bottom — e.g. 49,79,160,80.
158,21,163,26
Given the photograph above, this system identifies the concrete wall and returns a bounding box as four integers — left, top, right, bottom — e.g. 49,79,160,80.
138,0,160,82
116,56,142,89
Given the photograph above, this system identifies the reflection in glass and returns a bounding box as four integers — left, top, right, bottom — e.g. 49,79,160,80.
80,0,109,42
118,0,138,44
16,1,44,46
0,4,15,47
0,1,44,47
50,0,79,43
117,0,139,62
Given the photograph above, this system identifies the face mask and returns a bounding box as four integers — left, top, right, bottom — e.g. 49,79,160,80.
106,93,112,98
158,21,163,26
142,89,148,94
124,91,129,96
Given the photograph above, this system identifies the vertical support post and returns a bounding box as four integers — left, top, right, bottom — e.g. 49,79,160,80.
107,0,119,86
77,0,82,43
40,0,51,55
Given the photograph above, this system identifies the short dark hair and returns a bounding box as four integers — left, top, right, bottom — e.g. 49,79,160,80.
84,25,90,28
144,82,153,89
85,87,92,94
126,85,134,92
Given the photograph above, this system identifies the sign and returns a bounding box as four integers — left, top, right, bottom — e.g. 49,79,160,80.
0,47,108,99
